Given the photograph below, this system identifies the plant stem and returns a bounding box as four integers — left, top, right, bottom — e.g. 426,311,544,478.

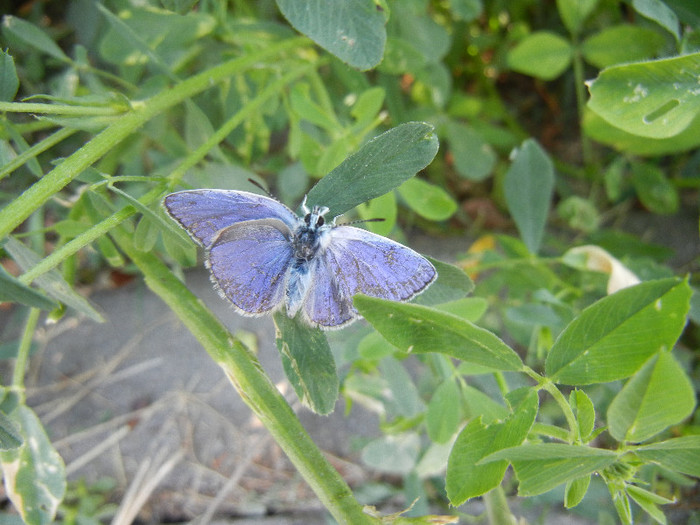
540,380,578,442
0,127,76,182
110,228,378,525
571,39,593,168
0,102,126,116
12,308,41,396
483,485,517,525
0,37,308,240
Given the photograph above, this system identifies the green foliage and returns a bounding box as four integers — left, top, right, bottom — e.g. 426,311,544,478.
0,1,697,524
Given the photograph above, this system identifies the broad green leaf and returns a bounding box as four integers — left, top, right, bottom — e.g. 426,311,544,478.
632,0,680,41
414,259,474,306
0,266,57,311
133,215,160,252
356,191,397,237
4,237,104,322
0,50,19,101
357,331,395,360
480,444,618,496
507,31,573,80
1,16,70,63
393,3,451,63
607,352,695,443
397,177,457,221
635,435,700,477
503,139,555,254
276,0,387,70
0,411,22,450
355,296,524,371
557,0,599,35
446,389,537,505
565,475,591,508
445,121,496,181
350,86,385,125
274,313,339,415
587,53,700,139
361,433,420,475
306,122,439,217
450,0,483,22
627,484,671,525
582,25,665,69
631,162,679,215
462,384,509,424
0,406,66,524
435,297,488,322
546,278,690,385
426,378,461,443
571,389,596,441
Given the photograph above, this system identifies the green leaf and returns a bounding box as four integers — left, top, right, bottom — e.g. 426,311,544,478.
361,433,420,475
481,444,618,496
306,122,439,217
414,259,474,306
350,86,385,125
356,191,397,237
557,0,599,35
275,0,387,70
635,435,700,477
632,0,680,41
571,389,596,441
1,15,70,63
450,0,483,22
607,352,695,443
426,378,461,443
0,411,22,450
4,237,104,322
627,484,671,525
503,138,555,254
445,121,496,181
0,406,66,524
355,296,524,371
397,177,457,221
546,278,691,385
565,475,591,508
0,265,57,311
290,83,340,132
0,50,19,101
582,25,666,69
631,161,679,215
587,53,700,139
507,31,573,80
446,389,537,505
274,313,339,415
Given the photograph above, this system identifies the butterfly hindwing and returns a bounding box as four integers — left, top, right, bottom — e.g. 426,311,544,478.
207,219,294,316
163,190,297,247
302,226,436,329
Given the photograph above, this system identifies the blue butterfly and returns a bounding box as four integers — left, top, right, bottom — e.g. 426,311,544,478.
163,189,436,329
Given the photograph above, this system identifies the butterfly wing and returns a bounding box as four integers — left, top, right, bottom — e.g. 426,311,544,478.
163,190,297,247
207,219,294,316
302,226,436,329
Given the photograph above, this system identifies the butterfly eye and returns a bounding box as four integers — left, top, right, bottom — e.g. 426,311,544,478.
304,214,311,225
317,216,325,226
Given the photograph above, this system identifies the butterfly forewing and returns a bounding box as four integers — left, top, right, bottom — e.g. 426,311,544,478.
164,190,297,247
207,219,294,316
302,226,436,328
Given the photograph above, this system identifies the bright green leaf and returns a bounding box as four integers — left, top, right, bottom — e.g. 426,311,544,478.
565,475,591,508
507,31,573,80
0,50,19,101
631,162,679,215
635,435,700,477
276,0,387,70
503,138,555,254
627,484,672,525
307,122,439,217
445,121,496,181
1,15,70,63
607,352,695,443
481,444,618,496
462,384,509,423
350,86,385,125
571,389,596,441
426,378,461,443
397,177,457,221
546,278,691,385
355,296,524,371
0,406,66,524
632,0,680,41
587,53,700,139
0,266,57,311
356,191,397,237
582,25,665,69
557,0,599,35
274,313,339,415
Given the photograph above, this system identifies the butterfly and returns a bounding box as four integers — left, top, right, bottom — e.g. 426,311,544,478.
163,188,436,330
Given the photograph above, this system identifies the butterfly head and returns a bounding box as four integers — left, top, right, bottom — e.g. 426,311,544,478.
300,195,331,230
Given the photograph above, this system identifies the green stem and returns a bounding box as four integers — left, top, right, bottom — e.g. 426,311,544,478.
0,102,126,116
18,62,315,285
110,228,377,525
0,37,308,240
571,40,593,168
12,308,41,396
540,380,578,442
0,127,77,182
483,485,517,525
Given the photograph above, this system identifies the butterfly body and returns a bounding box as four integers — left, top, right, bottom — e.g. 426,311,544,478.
163,189,436,330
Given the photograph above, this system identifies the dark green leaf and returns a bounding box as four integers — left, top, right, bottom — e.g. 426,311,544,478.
607,352,695,443
306,122,439,217
355,296,524,371
0,265,57,311
631,162,679,214
1,16,70,62
0,411,22,450
276,0,387,70
274,314,339,415
557,0,598,35
445,121,496,181
0,50,19,101
632,0,680,41
546,278,691,385
414,258,474,306
503,138,555,254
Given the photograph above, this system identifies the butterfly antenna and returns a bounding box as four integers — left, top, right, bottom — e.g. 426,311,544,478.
247,178,276,199
340,217,386,226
